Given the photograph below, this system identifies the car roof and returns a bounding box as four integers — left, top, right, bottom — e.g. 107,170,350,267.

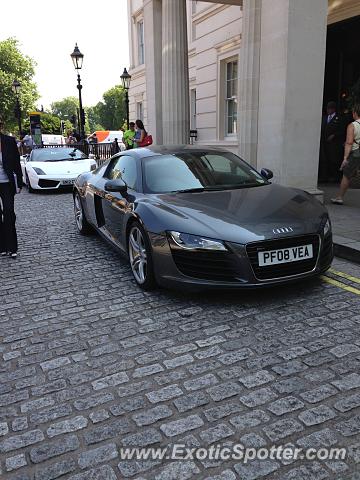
125,145,228,160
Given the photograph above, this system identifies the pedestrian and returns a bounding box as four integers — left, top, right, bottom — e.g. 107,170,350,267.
331,104,360,205
0,117,23,258
123,122,136,150
72,130,81,142
22,132,34,154
321,101,343,182
113,138,120,153
89,133,98,144
133,119,147,148
66,133,76,145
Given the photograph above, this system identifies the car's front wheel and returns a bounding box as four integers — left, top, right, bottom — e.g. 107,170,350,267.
73,191,92,235
128,221,156,290
25,172,34,193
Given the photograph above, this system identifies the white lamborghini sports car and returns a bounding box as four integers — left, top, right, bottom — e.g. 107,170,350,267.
21,147,97,192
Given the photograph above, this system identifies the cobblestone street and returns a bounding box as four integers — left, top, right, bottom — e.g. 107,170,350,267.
1,190,360,480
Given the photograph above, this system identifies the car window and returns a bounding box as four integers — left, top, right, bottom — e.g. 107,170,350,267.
107,155,137,190
201,154,240,174
30,148,87,161
143,152,266,194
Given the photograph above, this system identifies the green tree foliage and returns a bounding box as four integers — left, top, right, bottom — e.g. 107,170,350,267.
40,113,61,134
51,96,78,122
49,85,126,136
23,112,63,135
0,38,39,134
51,98,94,134
95,85,126,130
86,105,104,133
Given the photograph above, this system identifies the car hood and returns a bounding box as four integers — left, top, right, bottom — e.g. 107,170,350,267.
28,159,93,175
140,183,327,243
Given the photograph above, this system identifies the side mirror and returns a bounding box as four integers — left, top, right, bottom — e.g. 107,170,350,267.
260,168,273,180
105,179,127,194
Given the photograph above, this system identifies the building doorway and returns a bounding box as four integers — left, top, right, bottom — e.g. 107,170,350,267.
319,15,360,183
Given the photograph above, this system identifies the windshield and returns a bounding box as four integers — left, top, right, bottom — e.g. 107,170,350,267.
30,148,87,162
142,152,267,194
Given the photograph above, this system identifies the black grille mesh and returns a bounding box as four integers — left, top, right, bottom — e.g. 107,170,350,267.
246,235,320,280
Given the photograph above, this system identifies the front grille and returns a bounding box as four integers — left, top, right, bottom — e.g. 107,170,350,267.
246,234,320,280
171,249,239,281
38,179,60,188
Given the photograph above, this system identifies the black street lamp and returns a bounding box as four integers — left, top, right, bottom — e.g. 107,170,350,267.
11,79,22,136
70,44,85,141
120,68,131,130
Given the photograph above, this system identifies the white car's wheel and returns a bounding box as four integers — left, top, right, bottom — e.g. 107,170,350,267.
25,171,34,193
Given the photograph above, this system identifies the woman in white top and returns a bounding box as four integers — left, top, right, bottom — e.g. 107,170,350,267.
331,104,360,204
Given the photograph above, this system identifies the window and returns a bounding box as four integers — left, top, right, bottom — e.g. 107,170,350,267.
225,60,238,136
137,20,144,65
136,102,143,121
143,152,266,194
30,148,87,162
107,156,138,190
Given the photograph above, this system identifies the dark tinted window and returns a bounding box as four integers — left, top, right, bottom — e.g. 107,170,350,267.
143,151,266,193
30,148,87,162
107,155,137,190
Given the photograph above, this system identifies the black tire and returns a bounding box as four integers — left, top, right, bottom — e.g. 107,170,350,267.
25,172,34,193
127,221,156,290
73,191,92,235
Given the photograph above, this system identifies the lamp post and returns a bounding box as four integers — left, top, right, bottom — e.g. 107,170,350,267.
120,68,131,130
70,44,85,141
11,79,22,136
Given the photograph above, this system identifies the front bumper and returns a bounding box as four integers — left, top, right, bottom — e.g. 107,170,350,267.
149,232,333,290
33,176,76,190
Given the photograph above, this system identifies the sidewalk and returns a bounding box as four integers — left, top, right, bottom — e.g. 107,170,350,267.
321,184,360,263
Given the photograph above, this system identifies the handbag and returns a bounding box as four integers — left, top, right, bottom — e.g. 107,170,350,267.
139,134,153,147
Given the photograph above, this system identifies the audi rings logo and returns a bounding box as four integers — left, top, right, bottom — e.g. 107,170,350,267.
273,226,294,234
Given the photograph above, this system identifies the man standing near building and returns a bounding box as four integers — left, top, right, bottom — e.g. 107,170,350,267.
123,122,136,150
22,132,34,154
321,101,343,182
0,117,23,258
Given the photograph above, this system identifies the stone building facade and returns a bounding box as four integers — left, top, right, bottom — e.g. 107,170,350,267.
127,0,360,196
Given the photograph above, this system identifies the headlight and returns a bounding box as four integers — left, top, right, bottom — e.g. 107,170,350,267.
33,167,46,175
169,231,227,251
323,218,331,236
90,163,97,171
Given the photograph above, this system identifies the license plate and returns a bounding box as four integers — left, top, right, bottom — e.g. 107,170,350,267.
258,244,313,266
61,179,74,185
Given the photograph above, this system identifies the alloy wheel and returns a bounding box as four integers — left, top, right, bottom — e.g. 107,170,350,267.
74,193,83,231
129,226,147,284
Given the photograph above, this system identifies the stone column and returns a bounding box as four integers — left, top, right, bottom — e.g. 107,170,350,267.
144,0,163,144
162,0,190,144
257,0,328,198
237,0,261,166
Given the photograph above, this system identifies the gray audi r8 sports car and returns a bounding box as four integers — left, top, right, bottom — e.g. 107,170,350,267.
73,145,333,290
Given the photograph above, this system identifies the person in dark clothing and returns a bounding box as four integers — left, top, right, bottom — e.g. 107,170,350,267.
0,118,23,258
72,130,81,142
321,101,343,182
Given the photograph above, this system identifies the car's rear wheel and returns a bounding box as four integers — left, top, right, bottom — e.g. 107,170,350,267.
25,172,34,193
74,191,92,235
128,221,156,290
